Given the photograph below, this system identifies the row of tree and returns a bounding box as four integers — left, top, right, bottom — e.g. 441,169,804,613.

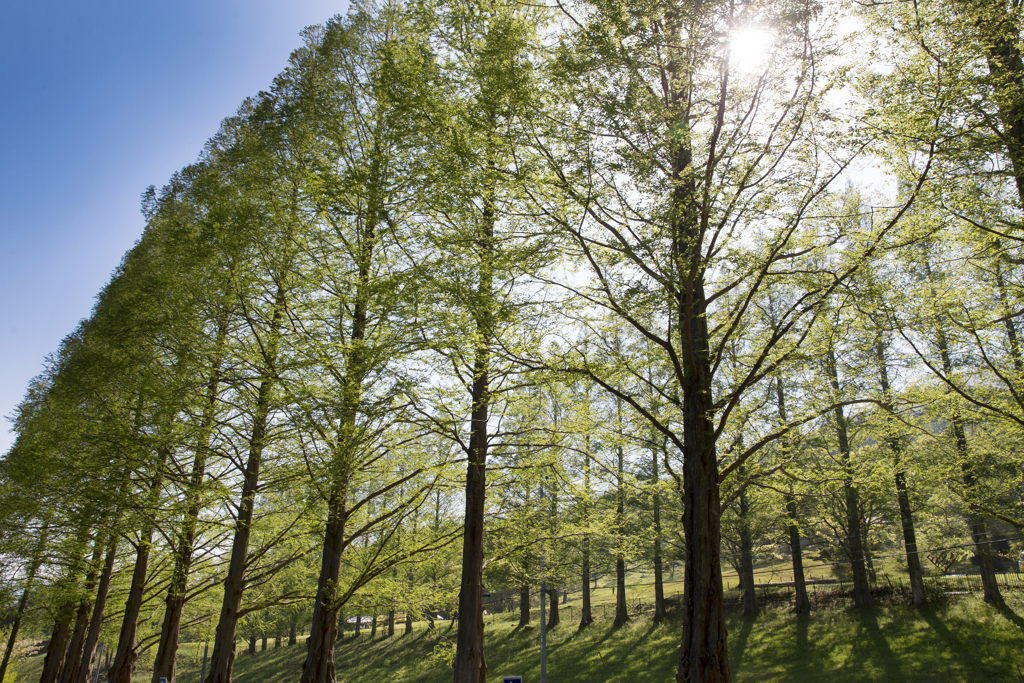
2,0,1023,682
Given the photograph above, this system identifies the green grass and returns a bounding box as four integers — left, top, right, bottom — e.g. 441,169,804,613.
15,593,1024,683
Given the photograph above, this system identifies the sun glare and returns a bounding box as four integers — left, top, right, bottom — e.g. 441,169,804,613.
728,27,774,74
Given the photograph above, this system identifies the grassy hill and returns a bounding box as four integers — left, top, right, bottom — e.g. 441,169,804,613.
15,590,1024,683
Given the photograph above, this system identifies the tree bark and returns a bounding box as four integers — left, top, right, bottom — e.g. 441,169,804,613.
579,434,593,628
205,283,286,683
737,484,757,617
109,440,170,683
875,339,926,605
452,162,494,683
613,400,629,628
825,347,873,608
1,524,46,683
545,589,559,629
518,583,530,627
58,539,104,683
74,535,118,683
39,609,74,683
664,13,731,677
929,261,1002,603
652,438,667,622
151,324,226,683
300,483,348,683
775,378,809,614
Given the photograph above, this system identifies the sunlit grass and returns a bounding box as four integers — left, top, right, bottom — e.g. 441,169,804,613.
14,590,1024,683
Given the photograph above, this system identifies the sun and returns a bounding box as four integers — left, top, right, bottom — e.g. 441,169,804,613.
728,26,774,75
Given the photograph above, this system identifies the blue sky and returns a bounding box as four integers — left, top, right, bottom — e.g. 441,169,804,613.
0,0,347,453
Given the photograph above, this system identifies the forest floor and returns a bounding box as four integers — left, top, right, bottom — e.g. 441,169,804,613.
14,590,1024,683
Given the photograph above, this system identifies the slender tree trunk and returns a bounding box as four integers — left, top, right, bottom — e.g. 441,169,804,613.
613,400,629,628
825,347,873,608
109,440,170,683
580,434,593,628
928,261,1002,603
289,623,297,646
152,326,227,683
107,526,152,683
785,492,810,614
300,484,348,683
40,615,73,683
775,378,809,614
302,159,381,683
1,524,47,683
652,438,666,622
205,285,286,683
737,482,757,617
74,535,118,683
58,540,104,683
204,374,275,683
453,170,494,683
875,338,926,605
518,583,530,627
387,611,394,638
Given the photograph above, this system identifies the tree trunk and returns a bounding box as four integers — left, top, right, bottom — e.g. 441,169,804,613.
40,612,73,683
110,440,170,683
289,623,297,646
652,439,666,622
776,378,809,614
613,401,629,628
875,339,926,605
247,637,256,656
74,535,118,683
929,261,1003,604
977,5,1024,203
453,180,493,683
58,538,105,683
785,492,810,614
151,332,226,683
825,347,873,608
737,484,757,617
1,524,46,683
205,285,285,683
387,611,394,638
518,583,530,627
300,482,348,681
663,22,732,676
580,434,593,628
546,589,559,629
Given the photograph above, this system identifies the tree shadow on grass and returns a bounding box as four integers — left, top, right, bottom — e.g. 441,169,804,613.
916,605,987,675
851,608,903,682
728,614,756,670
993,600,1024,630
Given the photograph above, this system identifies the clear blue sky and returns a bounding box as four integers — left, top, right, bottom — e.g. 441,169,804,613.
0,0,348,453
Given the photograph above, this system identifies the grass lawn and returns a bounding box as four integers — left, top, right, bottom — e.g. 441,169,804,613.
17,591,1023,683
